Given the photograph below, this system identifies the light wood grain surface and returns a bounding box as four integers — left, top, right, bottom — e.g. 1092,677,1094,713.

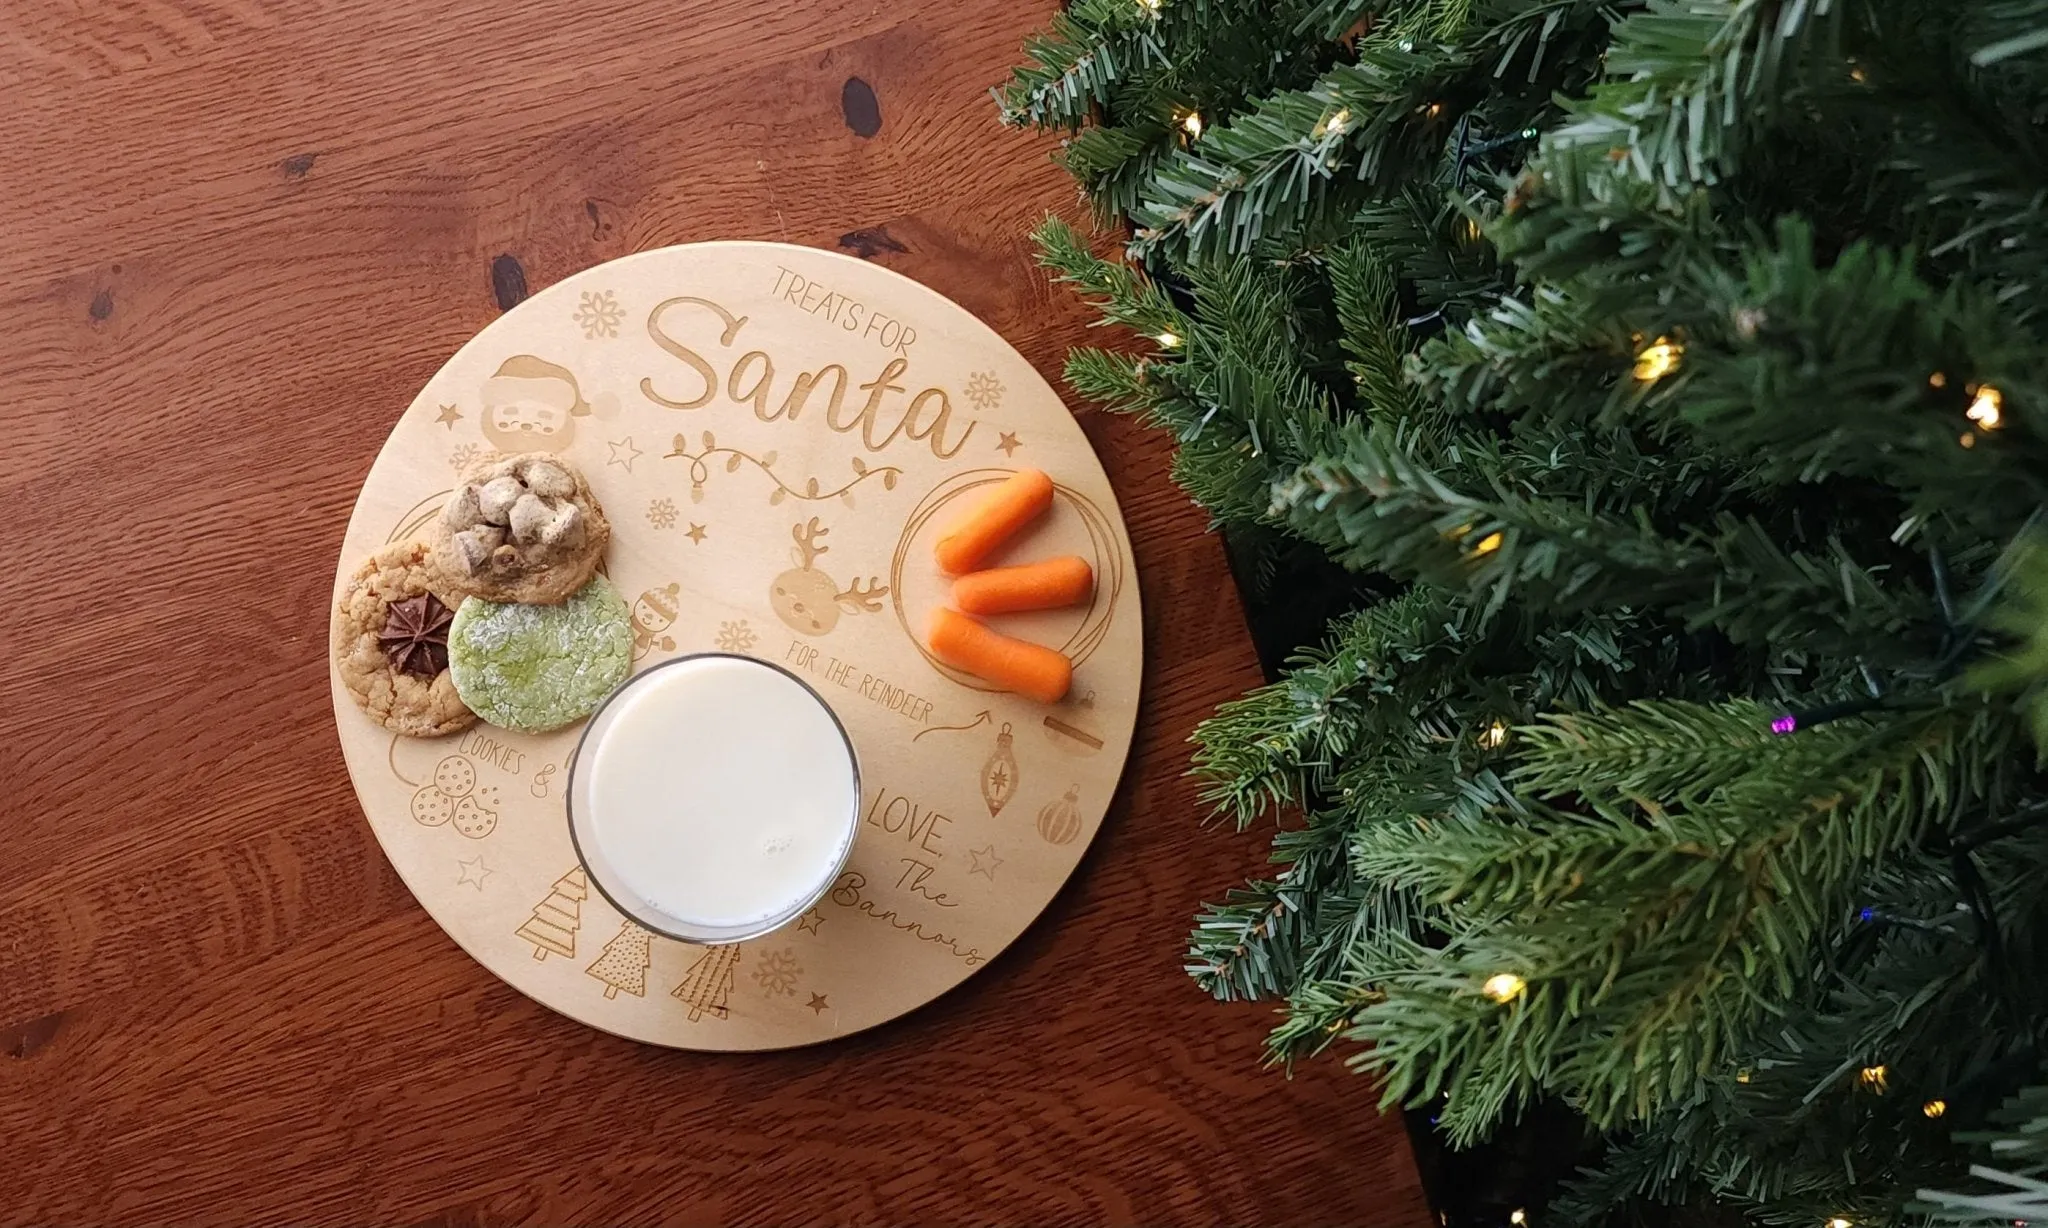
0,1,1431,1222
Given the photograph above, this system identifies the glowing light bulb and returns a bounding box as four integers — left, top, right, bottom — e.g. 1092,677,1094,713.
1460,216,1483,242
1480,721,1509,749
1155,330,1182,349
1967,384,2004,430
1929,371,1948,388
1828,1218,1853,1228
1860,1065,1888,1092
1471,532,1504,557
1923,1099,1947,1119
1482,973,1526,1002
1634,338,1682,382
1179,110,1204,138
1511,1212,1527,1226
1425,102,1444,118
1321,108,1351,136
1137,0,1162,11
1736,1069,1754,1084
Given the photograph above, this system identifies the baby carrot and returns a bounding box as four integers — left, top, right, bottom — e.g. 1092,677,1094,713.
927,607,1072,704
934,468,1054,575
953,556,1094,615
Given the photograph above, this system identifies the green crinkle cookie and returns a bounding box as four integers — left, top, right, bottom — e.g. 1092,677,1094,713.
449,576,633,733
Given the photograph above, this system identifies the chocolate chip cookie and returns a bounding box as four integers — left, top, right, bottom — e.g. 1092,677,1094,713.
428,453,611,605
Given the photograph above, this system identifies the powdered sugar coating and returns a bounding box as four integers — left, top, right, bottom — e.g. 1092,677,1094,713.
447,577,632,733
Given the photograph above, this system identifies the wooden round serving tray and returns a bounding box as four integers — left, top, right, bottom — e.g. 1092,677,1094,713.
328,242,1142,1049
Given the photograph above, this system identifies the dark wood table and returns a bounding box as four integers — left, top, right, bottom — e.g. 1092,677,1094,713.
0,2,1429,1222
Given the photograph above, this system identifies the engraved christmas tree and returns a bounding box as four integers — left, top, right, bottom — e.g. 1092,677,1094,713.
516,866,588,960
585,919,652,999
672,944,740,1022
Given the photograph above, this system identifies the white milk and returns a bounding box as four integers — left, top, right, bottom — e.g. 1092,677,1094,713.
569,655,859,941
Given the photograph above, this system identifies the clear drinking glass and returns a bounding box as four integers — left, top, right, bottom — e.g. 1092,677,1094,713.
566,653,862,945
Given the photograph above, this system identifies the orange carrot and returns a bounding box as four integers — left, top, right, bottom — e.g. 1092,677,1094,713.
934,468,1054,574
926,607,1072,704
953,556,1094,615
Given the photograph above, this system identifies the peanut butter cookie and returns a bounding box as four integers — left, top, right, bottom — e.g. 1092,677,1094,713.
428,453,610,605
331,541,477,737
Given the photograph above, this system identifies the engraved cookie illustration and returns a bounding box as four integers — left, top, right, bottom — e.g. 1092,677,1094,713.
770,518,888,637
434,756,475,797
408,754,499,839
451,791,500,839
478,354,617,453
410,787,455,827
429,453,612,606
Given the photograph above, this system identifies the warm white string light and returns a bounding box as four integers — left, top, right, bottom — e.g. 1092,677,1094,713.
1482,973,1527,1002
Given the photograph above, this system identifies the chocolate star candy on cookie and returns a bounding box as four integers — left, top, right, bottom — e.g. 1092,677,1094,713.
429,453,611,605
380,593,454,679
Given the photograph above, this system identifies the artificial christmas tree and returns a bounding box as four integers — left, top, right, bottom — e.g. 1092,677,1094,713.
1004,1,2048,1223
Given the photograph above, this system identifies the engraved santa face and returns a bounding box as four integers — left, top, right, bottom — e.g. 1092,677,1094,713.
483,397,573,451
479,355,592,454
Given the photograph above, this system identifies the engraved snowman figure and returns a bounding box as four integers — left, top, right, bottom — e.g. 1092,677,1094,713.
769,518,888,637
631,583,681,661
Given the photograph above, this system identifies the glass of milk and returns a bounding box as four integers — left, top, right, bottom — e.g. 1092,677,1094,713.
567,653,861,944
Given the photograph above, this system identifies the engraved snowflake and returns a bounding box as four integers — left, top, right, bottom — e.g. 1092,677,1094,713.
753,947,802,997
647,497,679,530
449,442,494,472
715,620,757,653
964,370,1004,411
573,289,625,339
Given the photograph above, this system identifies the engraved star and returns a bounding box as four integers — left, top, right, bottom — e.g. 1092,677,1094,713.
968,844,1002,881
436,403,463,429
797,907,825,934
807,992,830,1015
686,523,707,544
456,854,491,891
607,436,641,473
996,431,1022,457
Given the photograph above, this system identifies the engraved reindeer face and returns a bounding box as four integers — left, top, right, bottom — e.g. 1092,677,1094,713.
769,518,888,637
